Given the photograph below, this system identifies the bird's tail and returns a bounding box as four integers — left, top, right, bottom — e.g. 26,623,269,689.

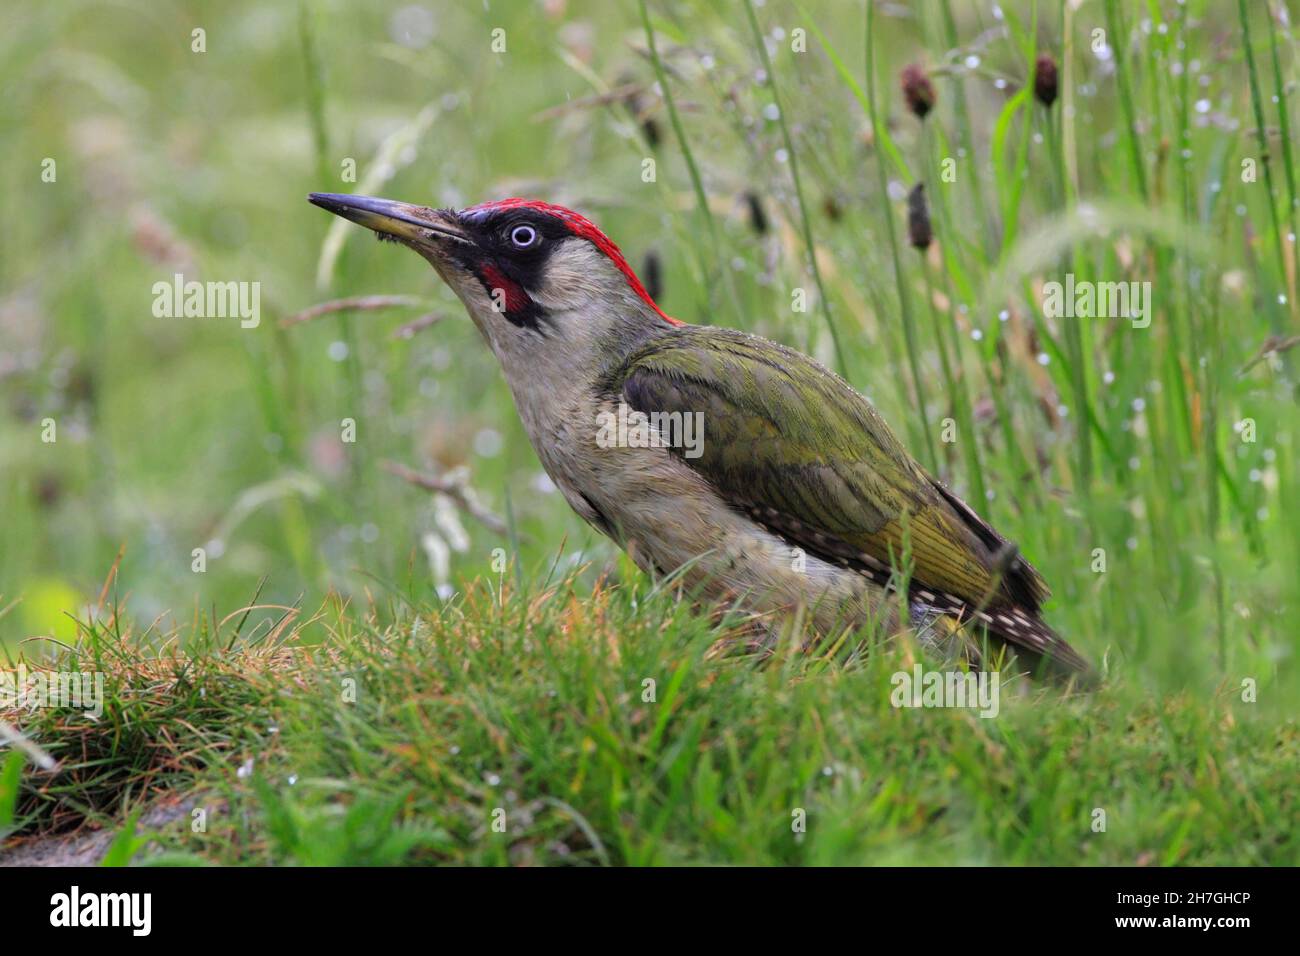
915,594,1096,685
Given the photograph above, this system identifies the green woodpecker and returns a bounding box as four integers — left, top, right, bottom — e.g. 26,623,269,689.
309,193,1091,679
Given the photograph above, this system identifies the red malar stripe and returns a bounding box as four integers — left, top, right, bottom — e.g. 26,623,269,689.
478,263,530,314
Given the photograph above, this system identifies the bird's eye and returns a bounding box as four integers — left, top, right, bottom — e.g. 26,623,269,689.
509,224,538,248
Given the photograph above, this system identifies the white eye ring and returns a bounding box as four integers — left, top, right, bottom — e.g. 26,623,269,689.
510,224,538,248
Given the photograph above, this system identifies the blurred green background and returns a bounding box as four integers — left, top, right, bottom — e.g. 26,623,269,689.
0,0,1295,708
3,0,695,640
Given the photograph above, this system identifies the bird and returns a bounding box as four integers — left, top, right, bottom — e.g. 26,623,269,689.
308,192,1092,680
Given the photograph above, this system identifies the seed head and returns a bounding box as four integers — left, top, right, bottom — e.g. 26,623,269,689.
1034,53,1059,108
900,63,936,120
907,183,932,250
743,190,769,236
641,249,663,302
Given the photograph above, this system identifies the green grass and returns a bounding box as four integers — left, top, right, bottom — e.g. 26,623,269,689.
7,576,1298,865
1,0,1298,864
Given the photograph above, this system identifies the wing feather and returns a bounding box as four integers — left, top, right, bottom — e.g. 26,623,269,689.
612,327,1087,675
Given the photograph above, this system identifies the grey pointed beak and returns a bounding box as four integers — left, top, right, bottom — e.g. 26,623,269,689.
308,193,469,246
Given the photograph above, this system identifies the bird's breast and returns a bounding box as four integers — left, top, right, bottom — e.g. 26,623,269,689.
513,393,887,629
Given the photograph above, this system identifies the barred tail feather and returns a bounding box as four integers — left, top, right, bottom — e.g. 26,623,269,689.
915,590,1095,683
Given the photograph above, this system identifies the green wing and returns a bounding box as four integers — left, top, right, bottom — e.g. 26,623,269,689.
614,326,1085,672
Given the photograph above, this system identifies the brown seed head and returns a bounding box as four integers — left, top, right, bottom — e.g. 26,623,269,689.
900,63,936,119
1034,53,1059,108
907,183,932,250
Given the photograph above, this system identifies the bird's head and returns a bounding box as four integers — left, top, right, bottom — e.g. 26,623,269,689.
308,193,680,365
